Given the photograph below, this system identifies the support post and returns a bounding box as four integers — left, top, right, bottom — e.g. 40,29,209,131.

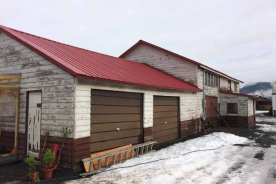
211,102,231,130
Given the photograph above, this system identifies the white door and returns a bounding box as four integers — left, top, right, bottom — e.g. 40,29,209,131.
27,92,41,157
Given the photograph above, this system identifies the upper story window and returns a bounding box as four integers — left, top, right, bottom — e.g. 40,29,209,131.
228,80,231,91
205,71,219,87
234,82,238,92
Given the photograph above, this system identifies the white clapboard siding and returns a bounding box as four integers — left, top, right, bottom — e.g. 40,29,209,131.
122,44,198,86
0,31,75,138
248,99,254,116
220,93,248,116
75,79,200,139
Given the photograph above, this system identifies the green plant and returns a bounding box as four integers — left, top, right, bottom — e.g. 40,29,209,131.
43,149,55,169
26,156,36,172
61,127,72,138
26,157,39,181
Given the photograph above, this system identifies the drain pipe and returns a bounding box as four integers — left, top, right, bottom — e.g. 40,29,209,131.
201,68,206,132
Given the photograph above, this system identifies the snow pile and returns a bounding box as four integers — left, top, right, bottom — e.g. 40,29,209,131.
257,124,276,132
67,133,255,184
256,116,276,123
255,111,269,115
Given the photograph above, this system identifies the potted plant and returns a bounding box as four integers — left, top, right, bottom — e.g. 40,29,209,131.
26,157,39,182
41,148,55,180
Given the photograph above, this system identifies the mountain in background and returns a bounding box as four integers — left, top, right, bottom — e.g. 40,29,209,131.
240,82,274,98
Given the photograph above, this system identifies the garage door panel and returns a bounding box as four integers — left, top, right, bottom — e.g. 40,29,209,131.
91,122,141,133
90,129,141,142
153,111,178,119
91,96,141,107
91,114,141,123
153,99,178,106
153,128,178,139
153,122,178,132
90,90,142,153
153,105,178,112
153,96,179,144
90,136,141,153
155,134,179,144
91,90,142,99
91,106,141,114
153,117,178,125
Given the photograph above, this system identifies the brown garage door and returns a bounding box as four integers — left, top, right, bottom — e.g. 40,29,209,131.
153,96,180,144
90,90,143,153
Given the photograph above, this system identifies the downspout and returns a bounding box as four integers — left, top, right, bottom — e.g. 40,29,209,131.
203,68,205,114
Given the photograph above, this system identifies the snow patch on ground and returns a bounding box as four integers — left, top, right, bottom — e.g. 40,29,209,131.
257,124,276,132
67,133,273,184
255,111,269,115
256,116,276,123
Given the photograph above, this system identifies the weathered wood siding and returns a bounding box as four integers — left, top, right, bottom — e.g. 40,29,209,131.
220,93,248,116
122,44,198,86
248,98,254,116
0,32,75,138
75,78,200,141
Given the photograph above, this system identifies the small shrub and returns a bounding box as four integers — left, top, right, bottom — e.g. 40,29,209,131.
43,149,55,169
26,156,36,172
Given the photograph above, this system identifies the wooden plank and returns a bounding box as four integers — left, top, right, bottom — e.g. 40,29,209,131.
153,128,178,139
90,137,140,153
153,122,178,132
0,74,21,79
153,105,178,113
91,96,141,107
153,117,178,125
91,90,142,99
91,122,141,133
91,106,141,114
154,133,178,144
153,99,178,106
90,129,141,142
91,114,141,124
153,111,178,119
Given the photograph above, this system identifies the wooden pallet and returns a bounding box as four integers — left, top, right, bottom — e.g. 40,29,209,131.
80,141,157,177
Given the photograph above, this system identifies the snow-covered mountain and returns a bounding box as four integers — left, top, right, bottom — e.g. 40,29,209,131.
240,82,274,98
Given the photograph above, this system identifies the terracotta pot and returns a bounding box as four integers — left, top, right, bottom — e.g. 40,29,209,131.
41,167,55,180
28,171,39,182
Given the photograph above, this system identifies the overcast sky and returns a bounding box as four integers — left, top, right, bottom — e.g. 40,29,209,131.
1,0,275,87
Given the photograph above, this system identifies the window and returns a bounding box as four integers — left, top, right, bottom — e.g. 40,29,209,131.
227,103,238,114
234,82,238,92
228,80,231,91
205,71,219,87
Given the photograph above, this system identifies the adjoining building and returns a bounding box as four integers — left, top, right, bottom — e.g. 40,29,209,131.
272,83,276,116
119,40,258,128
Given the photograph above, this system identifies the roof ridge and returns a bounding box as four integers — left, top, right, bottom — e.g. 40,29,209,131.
120,39,243,83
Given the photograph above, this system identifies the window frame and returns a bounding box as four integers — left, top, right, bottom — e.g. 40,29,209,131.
227,103,238,114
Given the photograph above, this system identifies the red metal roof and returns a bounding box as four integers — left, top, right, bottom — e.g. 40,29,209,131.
220,91,260,99
0,25,202,92
119,40,243,83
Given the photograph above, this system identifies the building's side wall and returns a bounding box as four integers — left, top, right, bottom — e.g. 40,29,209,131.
220,93,252,128
273,95,276,116
75,78,201,163
122,44,198,86
0,32,76,167
248,98,254,116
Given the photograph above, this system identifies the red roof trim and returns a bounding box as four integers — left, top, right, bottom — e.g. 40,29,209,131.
220,91,260,99
0,25,202,92
119,40,243,83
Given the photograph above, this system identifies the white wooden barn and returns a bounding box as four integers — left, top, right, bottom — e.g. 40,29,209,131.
0,26,202,168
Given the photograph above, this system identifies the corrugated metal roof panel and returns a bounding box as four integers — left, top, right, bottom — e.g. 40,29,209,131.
0,25,202,92
220,91,260,99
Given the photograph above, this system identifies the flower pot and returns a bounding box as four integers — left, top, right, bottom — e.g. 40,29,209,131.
41,167,55,180
28,171,39,182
